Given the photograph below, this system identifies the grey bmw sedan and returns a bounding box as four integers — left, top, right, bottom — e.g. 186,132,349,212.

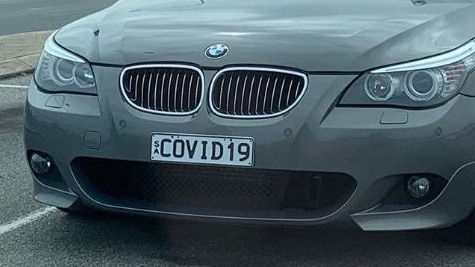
25,0,475,238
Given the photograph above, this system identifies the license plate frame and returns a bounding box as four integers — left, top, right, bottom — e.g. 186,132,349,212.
151,133,254,167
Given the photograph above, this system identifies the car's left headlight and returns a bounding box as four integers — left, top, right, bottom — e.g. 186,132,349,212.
34,32,97,94
340,40,475,108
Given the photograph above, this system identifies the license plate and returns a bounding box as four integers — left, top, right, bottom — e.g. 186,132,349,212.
151,133,254,166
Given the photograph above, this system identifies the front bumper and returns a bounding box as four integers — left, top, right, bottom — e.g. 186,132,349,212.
24,66,475,230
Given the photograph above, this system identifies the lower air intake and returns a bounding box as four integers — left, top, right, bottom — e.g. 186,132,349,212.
77,158,357,214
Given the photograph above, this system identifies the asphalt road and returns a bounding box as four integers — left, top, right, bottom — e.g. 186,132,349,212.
1,75,475,266
0,0,118,35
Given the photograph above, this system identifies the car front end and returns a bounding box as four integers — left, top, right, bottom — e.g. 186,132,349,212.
24,0,475,231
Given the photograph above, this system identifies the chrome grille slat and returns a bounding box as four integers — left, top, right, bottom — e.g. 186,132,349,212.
180,73,186,112
240,74,249,115
127,75,132,93
167,72,172,111
121,65,203,115
141,72,147,107
132,73,139,101
277,77,286,111
262,76,271,115
269,76,278,113
153,72,159,111
247,74,256,115
294,80,301,100
147,72,153,109
218,76,225,111
254,76,264,115
160,72,166,111
286,79,294,107
187,73,193,112
173,73,179,112
194,74,199,112
210,67,307,118
226,74,233,112
235,76,242,115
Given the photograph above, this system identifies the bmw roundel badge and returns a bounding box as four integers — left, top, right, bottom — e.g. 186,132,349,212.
205,44,229,59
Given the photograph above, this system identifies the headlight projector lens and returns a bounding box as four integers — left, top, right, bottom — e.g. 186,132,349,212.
404,70,442,101
52,58,75,85
74,64,96,88
365,74,395,101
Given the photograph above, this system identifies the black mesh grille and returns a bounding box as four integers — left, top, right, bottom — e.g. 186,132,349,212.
121,66,203,114
211,69,307,117
77,158,357,215
135,163,290,210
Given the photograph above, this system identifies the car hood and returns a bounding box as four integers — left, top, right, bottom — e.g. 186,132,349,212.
55,0,475,72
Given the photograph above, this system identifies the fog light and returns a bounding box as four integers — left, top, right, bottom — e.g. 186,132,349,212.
30,153,52,174
407,176,431,199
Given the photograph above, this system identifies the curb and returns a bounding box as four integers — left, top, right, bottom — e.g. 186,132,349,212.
0,69,35,80
0,55,39,79
0,30,53,79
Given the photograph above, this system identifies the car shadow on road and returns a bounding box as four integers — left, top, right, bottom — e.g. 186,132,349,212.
56,211,475,266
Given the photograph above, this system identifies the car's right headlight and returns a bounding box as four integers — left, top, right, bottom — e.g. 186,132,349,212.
339,40,475,108
34,32,97,94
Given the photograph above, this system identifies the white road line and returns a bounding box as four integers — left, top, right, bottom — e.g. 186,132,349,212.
0,207,56,235
0,84,29,89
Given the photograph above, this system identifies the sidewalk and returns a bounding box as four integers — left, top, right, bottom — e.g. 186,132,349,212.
0,31,54,79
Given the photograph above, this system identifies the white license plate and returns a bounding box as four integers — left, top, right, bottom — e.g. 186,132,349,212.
151,133,254,166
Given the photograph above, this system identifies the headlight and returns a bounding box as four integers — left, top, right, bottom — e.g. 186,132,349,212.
340,40,475,108
34,32,96,94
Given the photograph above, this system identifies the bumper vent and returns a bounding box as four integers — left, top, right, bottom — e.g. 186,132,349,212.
210,67,308,118
120,65,204,115
76,158,357,216
136,163,289,210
